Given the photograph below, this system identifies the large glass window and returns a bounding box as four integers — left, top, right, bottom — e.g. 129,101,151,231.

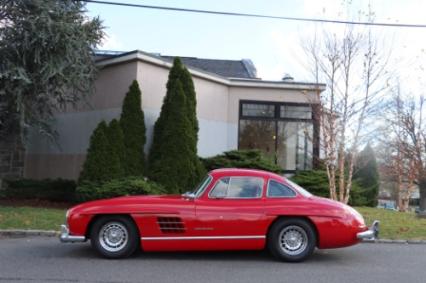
242,103,275,117
238,101,315,172
209,177,264,199
280,105,312,119
238,120,276,163
277,122,313,171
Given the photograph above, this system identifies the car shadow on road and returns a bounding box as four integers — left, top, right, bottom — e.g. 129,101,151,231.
56,242,348,263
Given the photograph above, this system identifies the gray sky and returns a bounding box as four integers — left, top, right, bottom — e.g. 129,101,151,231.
86,0,426,91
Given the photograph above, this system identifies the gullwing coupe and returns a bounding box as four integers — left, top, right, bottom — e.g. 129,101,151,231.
60,168,379,262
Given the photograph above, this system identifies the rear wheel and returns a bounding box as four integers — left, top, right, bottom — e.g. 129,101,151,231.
90,215,139,259
268,218,316,262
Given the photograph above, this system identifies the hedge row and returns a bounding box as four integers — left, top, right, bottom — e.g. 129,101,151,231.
1,177,165,203
76,177,165,202
201,150,283,174
290,170,374,207
0,179,76,202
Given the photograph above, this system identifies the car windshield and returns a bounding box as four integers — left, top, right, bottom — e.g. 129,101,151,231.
193,174,212,197
285,179,313,197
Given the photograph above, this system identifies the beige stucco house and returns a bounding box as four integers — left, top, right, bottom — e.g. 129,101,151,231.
23,50,325,180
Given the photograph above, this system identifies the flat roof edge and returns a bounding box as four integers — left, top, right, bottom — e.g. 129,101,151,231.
95,50,326,91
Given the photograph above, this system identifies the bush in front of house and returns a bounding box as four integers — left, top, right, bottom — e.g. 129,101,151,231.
0,179,76,202
148,58,205,193
76,177,165,202
201,149,283,174
290,170,330,198
290,169,369,206
120,80,146,176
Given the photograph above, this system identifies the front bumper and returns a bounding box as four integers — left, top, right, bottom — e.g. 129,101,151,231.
59,225,86,243
357,220,380,240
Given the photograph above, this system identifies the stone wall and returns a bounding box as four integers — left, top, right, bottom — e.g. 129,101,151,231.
0,135,25,179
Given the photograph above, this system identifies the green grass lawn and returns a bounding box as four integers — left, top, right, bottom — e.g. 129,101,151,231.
355,207,426,240
0,206,65,231
0,205,425,240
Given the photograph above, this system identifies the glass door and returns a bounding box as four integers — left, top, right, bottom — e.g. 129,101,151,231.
238,119,276,163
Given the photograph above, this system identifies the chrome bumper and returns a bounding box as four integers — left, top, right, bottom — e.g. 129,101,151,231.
59,225,86,243
357,220,380,240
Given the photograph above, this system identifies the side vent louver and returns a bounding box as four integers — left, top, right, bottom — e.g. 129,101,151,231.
157,217,186,234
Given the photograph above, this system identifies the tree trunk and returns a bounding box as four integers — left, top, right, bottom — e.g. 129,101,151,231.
0,134,25,179
419,176,426,212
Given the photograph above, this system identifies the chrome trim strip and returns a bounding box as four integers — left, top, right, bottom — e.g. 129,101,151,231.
59,224,86,243
141,235,266,241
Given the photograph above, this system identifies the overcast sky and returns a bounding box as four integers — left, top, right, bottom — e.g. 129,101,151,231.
86,0,426,90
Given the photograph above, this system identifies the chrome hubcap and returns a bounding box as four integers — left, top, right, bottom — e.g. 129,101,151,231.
279,225,308,255
99,222,128,252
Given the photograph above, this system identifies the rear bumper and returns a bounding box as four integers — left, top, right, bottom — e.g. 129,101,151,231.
59,225,86,243
357,220,380,240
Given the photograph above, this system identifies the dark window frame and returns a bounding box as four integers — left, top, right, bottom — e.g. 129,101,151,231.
238,100,320,173
239,100,314,122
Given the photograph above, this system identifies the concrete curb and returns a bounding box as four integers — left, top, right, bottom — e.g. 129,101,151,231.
0,229,426,244
362,239,426,244
0,229,60,238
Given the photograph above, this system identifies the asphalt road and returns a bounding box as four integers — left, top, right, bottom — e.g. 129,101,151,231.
0,236,425,283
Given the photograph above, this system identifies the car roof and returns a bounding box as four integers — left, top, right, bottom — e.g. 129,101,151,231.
209,168,284,180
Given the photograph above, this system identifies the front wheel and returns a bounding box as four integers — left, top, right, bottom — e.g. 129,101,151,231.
268,218,316,262
90,215,139,259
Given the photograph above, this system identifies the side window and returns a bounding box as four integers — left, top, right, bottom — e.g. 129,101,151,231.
267,180,296,198
209,177,263,199
210,177,230,198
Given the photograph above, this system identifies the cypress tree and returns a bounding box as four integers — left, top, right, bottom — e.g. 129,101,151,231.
149,58,205,193
120,80,146,176
180,67,199,138
354,144,380,207
148,80,195,193
180,65,205,185
79,121,121,182
107,119,125,177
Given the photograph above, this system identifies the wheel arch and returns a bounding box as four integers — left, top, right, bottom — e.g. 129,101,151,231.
266,215,320,247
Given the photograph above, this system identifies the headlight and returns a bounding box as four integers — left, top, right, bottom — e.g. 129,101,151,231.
65,209,70,221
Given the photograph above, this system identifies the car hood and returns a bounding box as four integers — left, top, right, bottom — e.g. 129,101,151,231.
68,194,189,215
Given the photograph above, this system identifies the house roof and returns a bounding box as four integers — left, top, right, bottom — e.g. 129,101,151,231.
159,56,258,79
94,50,326,91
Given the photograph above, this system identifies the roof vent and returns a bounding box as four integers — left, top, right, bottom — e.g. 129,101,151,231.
282,73,294,82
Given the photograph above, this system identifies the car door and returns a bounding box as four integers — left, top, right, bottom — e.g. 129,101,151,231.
193,175,270,249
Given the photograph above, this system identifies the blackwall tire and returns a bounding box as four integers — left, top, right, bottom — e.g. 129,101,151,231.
90,215,139,259
268,218,316,262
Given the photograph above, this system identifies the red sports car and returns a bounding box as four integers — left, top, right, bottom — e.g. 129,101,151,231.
60,168,379,262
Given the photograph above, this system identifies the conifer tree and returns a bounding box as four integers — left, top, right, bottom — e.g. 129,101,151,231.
120,80,146,176
107,119,125,177
354,144,380,207
148,80,195,193
180,66,205,185
79,121,121,182
149,58,205,192
180,67,199,139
